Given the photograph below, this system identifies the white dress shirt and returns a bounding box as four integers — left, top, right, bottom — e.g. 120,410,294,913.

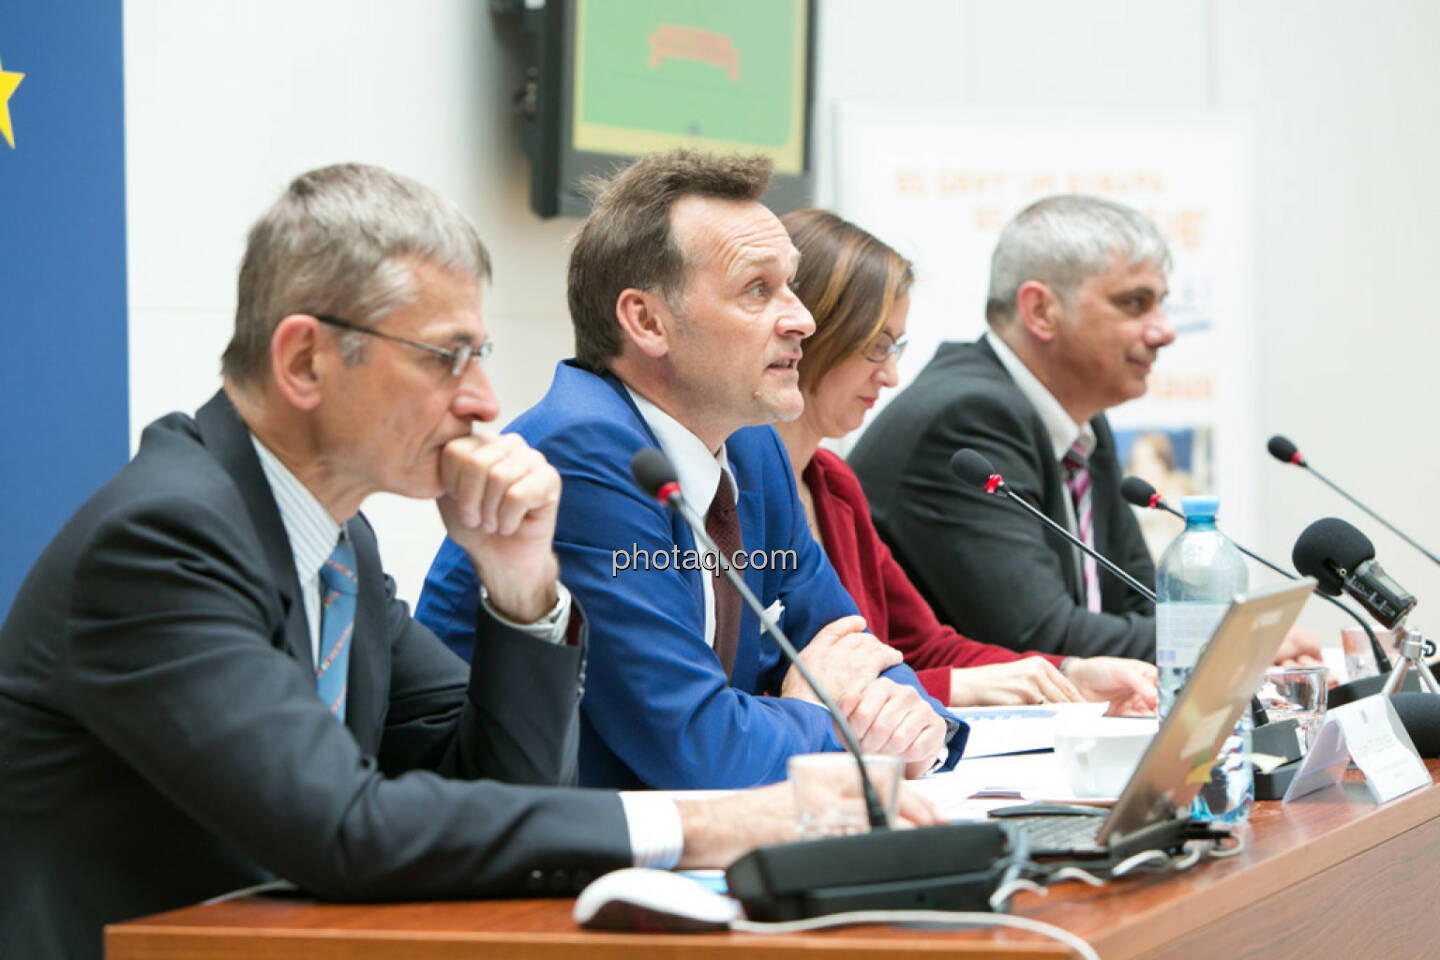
249,437,344,664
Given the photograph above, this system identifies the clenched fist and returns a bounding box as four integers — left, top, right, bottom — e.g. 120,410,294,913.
437,431,561,623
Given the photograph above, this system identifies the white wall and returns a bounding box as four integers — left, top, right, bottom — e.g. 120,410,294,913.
127,0,1440,646
811,0,1440,643
125,0,576,606
1223,0,1440,642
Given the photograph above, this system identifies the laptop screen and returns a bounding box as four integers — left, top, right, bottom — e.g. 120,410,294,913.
1096,578,1315,845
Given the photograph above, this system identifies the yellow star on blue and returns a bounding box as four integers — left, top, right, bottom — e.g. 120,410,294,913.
0,54,25,149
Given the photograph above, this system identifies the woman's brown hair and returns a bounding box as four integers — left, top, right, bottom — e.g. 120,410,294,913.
781,209,914,392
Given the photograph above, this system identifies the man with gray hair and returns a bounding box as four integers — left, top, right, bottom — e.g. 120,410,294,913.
0,163,922,960
851,195,1175,662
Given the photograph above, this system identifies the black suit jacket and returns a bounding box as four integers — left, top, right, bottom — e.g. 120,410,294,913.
0,391,629,960
849,338,1156,661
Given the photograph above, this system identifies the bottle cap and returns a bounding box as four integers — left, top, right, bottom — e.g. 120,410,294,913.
1180,495,1220,519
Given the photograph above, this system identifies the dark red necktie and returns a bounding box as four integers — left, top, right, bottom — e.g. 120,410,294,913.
706,472,742,678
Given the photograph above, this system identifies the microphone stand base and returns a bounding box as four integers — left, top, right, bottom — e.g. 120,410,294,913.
726,822,1019,922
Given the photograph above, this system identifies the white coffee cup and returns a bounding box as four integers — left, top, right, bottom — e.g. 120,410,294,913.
1053,717,1158,799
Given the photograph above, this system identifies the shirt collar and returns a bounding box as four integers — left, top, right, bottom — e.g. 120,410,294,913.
249,434,343,581
984,331,1096,462
626,386,737,510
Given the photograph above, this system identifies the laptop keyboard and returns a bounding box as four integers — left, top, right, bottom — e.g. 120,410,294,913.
1005,815,1104,854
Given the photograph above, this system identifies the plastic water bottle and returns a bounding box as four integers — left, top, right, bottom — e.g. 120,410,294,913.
1155,495,1252,822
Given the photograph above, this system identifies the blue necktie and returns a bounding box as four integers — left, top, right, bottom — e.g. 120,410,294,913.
317,538,357,723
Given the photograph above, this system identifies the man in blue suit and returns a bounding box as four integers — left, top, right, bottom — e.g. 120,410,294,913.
420,151,964,789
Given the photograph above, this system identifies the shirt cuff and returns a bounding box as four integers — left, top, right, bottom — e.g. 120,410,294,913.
920,714,963,776
619,792,684,869
479,582,572,645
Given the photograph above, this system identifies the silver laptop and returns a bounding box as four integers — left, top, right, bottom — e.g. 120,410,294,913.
993,578,1315,858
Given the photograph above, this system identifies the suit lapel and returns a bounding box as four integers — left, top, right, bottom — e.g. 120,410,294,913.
598,366,739,676
195,390,314,671
727,484,763,692
1087,417,1124,608
974,338,1085,604
1041,454,1084,605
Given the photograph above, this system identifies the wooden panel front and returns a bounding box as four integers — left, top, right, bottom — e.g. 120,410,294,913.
107,762,1440,960
1138,815,1440,960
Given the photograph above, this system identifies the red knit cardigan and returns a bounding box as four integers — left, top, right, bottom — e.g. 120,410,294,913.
803,448,1062,705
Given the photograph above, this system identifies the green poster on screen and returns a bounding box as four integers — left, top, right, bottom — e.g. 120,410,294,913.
573,0,807,173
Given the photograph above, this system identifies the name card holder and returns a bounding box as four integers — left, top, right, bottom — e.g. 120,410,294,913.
1283,694,1431,804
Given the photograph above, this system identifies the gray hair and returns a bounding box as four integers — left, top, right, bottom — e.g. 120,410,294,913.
221,163,492,383
985,195,1171,328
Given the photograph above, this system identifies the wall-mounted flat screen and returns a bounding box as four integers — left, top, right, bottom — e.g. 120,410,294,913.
506,0,814,218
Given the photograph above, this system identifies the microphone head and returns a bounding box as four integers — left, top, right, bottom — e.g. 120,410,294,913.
1292,517,1376,596
630,448,678,501
949,449,1001,491
1267,434,1304,466
1120,476,1159,509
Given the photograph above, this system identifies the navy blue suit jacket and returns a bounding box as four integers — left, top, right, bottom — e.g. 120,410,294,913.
850,339,1155,661
420,361,965,789
0,391,628,960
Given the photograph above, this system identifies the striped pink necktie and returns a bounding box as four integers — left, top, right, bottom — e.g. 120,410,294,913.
1061,442,1102,613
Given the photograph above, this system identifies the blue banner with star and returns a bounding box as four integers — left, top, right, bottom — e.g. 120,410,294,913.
0,1,128,615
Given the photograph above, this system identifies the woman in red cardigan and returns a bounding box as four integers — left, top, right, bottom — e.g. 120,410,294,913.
775,209,1155,714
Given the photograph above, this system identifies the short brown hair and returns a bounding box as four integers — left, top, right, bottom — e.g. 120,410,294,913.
567,150,773,372
222,163,491,384
781,209,914,392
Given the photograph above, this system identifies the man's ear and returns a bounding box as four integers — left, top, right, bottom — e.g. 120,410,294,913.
1015,280,1062,344
268,314,326,411
614,288,673,359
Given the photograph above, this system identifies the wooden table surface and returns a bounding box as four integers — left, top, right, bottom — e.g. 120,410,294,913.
107,761,1440,960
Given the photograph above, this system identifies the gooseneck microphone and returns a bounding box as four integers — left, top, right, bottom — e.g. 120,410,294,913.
1122,475,1294,581
631,448,889,829
1268,434,1440,569
1293,517,1440,702
1119,476,1168,514
633,448,1024,922
1265,434,1302,466
1291,518,1418,630
950,449,1156,603
962,453,1275,725
1122,477,1392,674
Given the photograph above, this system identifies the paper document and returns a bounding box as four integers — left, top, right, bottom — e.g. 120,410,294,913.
912,753,1113,821
949,701,1108,758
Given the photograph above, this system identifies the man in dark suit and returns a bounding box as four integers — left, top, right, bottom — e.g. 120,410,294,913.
850,196,1174,662
0,164,895,960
